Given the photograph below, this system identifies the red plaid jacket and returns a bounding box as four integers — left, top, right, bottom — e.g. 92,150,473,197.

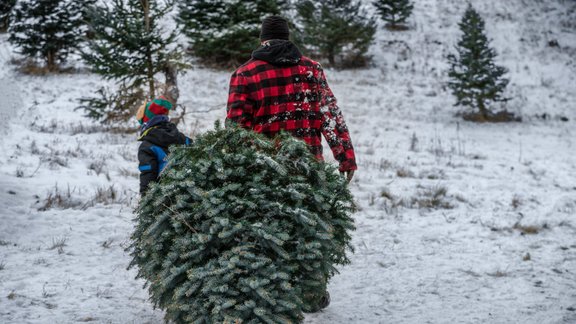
226,42,357,172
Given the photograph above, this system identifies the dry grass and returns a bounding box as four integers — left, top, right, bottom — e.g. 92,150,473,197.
409,132,419,152
88,159,107,176
101,238,114,249
48,236,68,254
460,110,522,123
511,195,522,209
487,270,508,278
118,167,138,178
396,167,415,178
410,185,455,210
513,223,547,235
0,240,13,246
83,185,129,209
37,185,83,211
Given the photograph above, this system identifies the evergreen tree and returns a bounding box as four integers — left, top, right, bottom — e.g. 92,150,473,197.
129,123,355,323
448,5,509,120
373,0,413,30
83,0,183,99
296,0,376,67
0,0,16,32
8,0,91,70
177,0,285,67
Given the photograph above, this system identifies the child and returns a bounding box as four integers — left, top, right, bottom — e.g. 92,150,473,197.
136,91,190,194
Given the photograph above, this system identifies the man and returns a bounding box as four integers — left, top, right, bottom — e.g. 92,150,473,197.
226,15,357,312
226,15,357,183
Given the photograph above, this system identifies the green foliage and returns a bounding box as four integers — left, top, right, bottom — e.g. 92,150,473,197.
76,84,145,125
373,0,414,28
129,123,355,323
0,0,16,32
447,5,509,119
296,0,376,67
177,0,285,67
83,0,184,98
8,0,93,70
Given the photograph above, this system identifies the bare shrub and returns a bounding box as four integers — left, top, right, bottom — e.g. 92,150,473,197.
30,141,41,155
460,110,521,123
396,167,415,178
29,119,59,133
513,222,547,235
0,240,13,246
42,155,69,169
64,145,87,159
93,185,118,205
42,282,56,298
409,132,419,152
118,167,138,178
359,158,394,171
118,145,137,162
83,185,128,209
101,238,114,249
48,236,68,254
419,169,446,180
33,258,48,265
410,185,455,210
511,195,522,209
487,270,508,278
69,123,108,135
368,193,376,206
37,184,83,211
380,188,395,201
88,159,107,176
378,188,405,217
427,136,446,158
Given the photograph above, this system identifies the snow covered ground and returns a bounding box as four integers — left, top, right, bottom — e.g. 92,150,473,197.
1,0,575,323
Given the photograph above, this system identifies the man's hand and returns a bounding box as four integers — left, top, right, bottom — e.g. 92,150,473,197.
340,170,355,183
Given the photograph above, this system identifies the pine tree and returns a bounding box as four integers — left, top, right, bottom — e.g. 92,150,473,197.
0,0,16,32
296,0,376,67
448,5,509,121
177,0,285,67
8,0,91,70
83,0,183,99
373,0,414,30
129,123,355,323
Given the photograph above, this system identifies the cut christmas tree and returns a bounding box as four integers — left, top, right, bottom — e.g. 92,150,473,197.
129,123,356,323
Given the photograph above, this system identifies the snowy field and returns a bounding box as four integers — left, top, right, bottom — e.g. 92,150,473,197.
1,0,575,323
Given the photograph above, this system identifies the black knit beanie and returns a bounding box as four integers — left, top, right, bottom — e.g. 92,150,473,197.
260,15,290,41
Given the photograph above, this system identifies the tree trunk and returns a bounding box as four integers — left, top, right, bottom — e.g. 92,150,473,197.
46,50,56,71
163,63,178,104
327,48,335,66
477,97,488,121
142,0,155,98
164,64,177,89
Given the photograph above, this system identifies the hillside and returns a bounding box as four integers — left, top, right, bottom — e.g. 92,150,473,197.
1,0,575,323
